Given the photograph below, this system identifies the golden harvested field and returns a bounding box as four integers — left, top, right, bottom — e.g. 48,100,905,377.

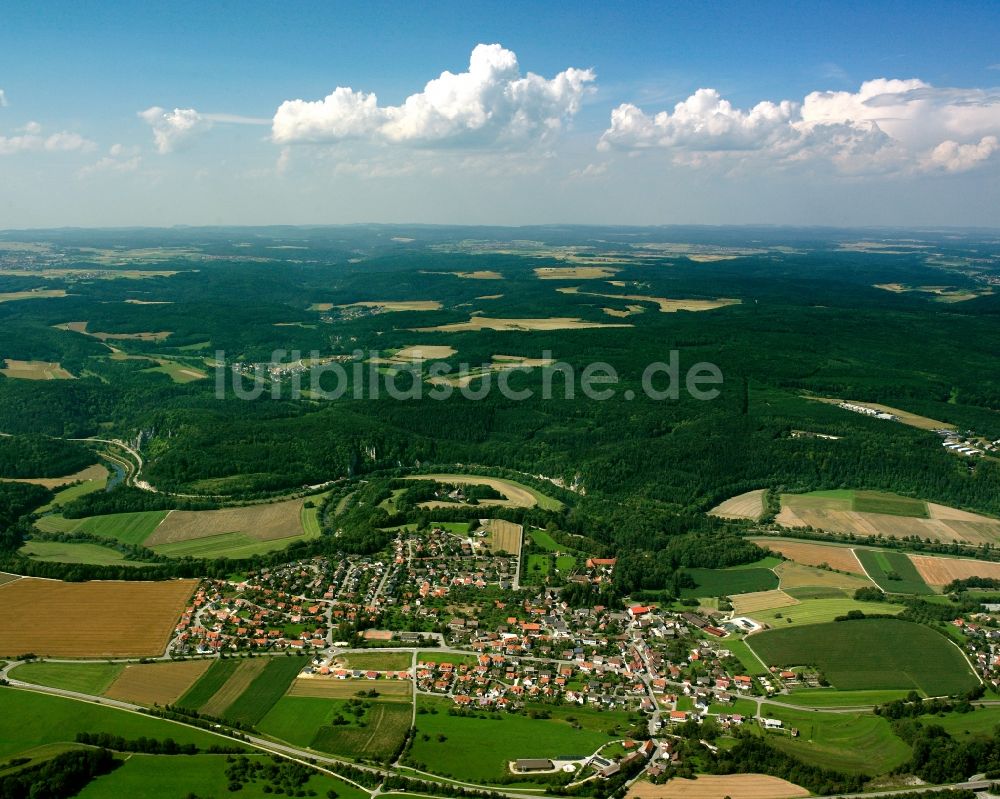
3,463,107,489
103,659,212,706
709,489,766,520
750,539,865,574
776,504,1000,545
1,359,74,380
0,578,196,657
476,293,504,300
774,561,874,591
487,519,523,555
628,774,809,799
909,555,1000,587
144,498,305,546
557,287,739,313
289,678,412,700
534,266,620,280
406,474,538,508
199,658,268,717
55,321,172,341
0,289,68,302
427,270,503,280
603,305,646,317
415,316,632,332
731,590,799,615
392,345,457,360
335,300,443,312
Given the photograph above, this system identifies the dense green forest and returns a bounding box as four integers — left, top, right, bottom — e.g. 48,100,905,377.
1,226,998,570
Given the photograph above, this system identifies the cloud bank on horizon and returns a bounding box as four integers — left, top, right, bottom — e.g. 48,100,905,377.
600,78,1000,174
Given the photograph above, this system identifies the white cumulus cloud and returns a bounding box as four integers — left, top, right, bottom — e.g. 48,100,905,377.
922,136,999,173
0,122,95,155
139,106,210,154
601,78,1000,175
78,143,142,177
272,43,595,148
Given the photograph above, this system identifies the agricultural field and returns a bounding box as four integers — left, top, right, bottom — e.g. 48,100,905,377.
198,659,269,718
751,538,865,574
337,651,414,671
854,549,934,594
731,589,798,615
2,462,107,490
287,677,412,700
557,286,740,313
708,489,765,520
0,689,239,760
145,498,307,547
37,471,109,513
102,659,212,706
780,688,915,707
0,288,69,302
19,540,145,567
811,396,955,430
333,299,443,312
0,359,74,379
414,315,632,332
407,697,636,783
221,656,308,726
176,659,240,710
35,510,168,545
0,578,196,658
0,572,20,586
74,753,368,799
749,618,978,694
534,266,621,279
909,554,1000,587
773,561,874,591
776,490,1000,545
306,699,412,760
405,473,563,510
627,774,809,799
758,704,911,774
9,661,124,695
679,567,778,598
746,597,904,628
484,518,523,555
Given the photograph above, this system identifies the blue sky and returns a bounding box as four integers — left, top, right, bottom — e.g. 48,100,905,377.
2,1,1000,227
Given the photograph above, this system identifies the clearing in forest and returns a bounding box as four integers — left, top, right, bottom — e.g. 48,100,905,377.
0,359,74,380
709,489,766,520
414,315,632,332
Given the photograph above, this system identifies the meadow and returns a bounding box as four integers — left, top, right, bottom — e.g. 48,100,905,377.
221,656,308,726
406,697,635,783
749,618,978,694
176,659,240,710
854,549,934,594
680,567,778,598
75,753,368,799
310,700,412,761
758,703,911,774
18,540,144,567
10,661,124,695
0,689,237,759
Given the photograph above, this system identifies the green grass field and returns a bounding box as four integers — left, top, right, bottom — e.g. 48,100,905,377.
0,689,239,759
37,510,168,545
75,754,368,799
221,656,307,726
258,696,341,748
311,701,411,761
717,637,769,676
19,540,145,567
933,706,1000,738
37,473,108,513
852,490,929,517
749,618,979,695
406,697,634,783
434,521,471,534
151,531,307,559
855,549,934,595
10,661,124,695
780,688,915,707
176,659,240,710
341,651,413,671
529,529,560,551
680,567,778,598
759,703,911,774
749,597,904,628
556,554,576,572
